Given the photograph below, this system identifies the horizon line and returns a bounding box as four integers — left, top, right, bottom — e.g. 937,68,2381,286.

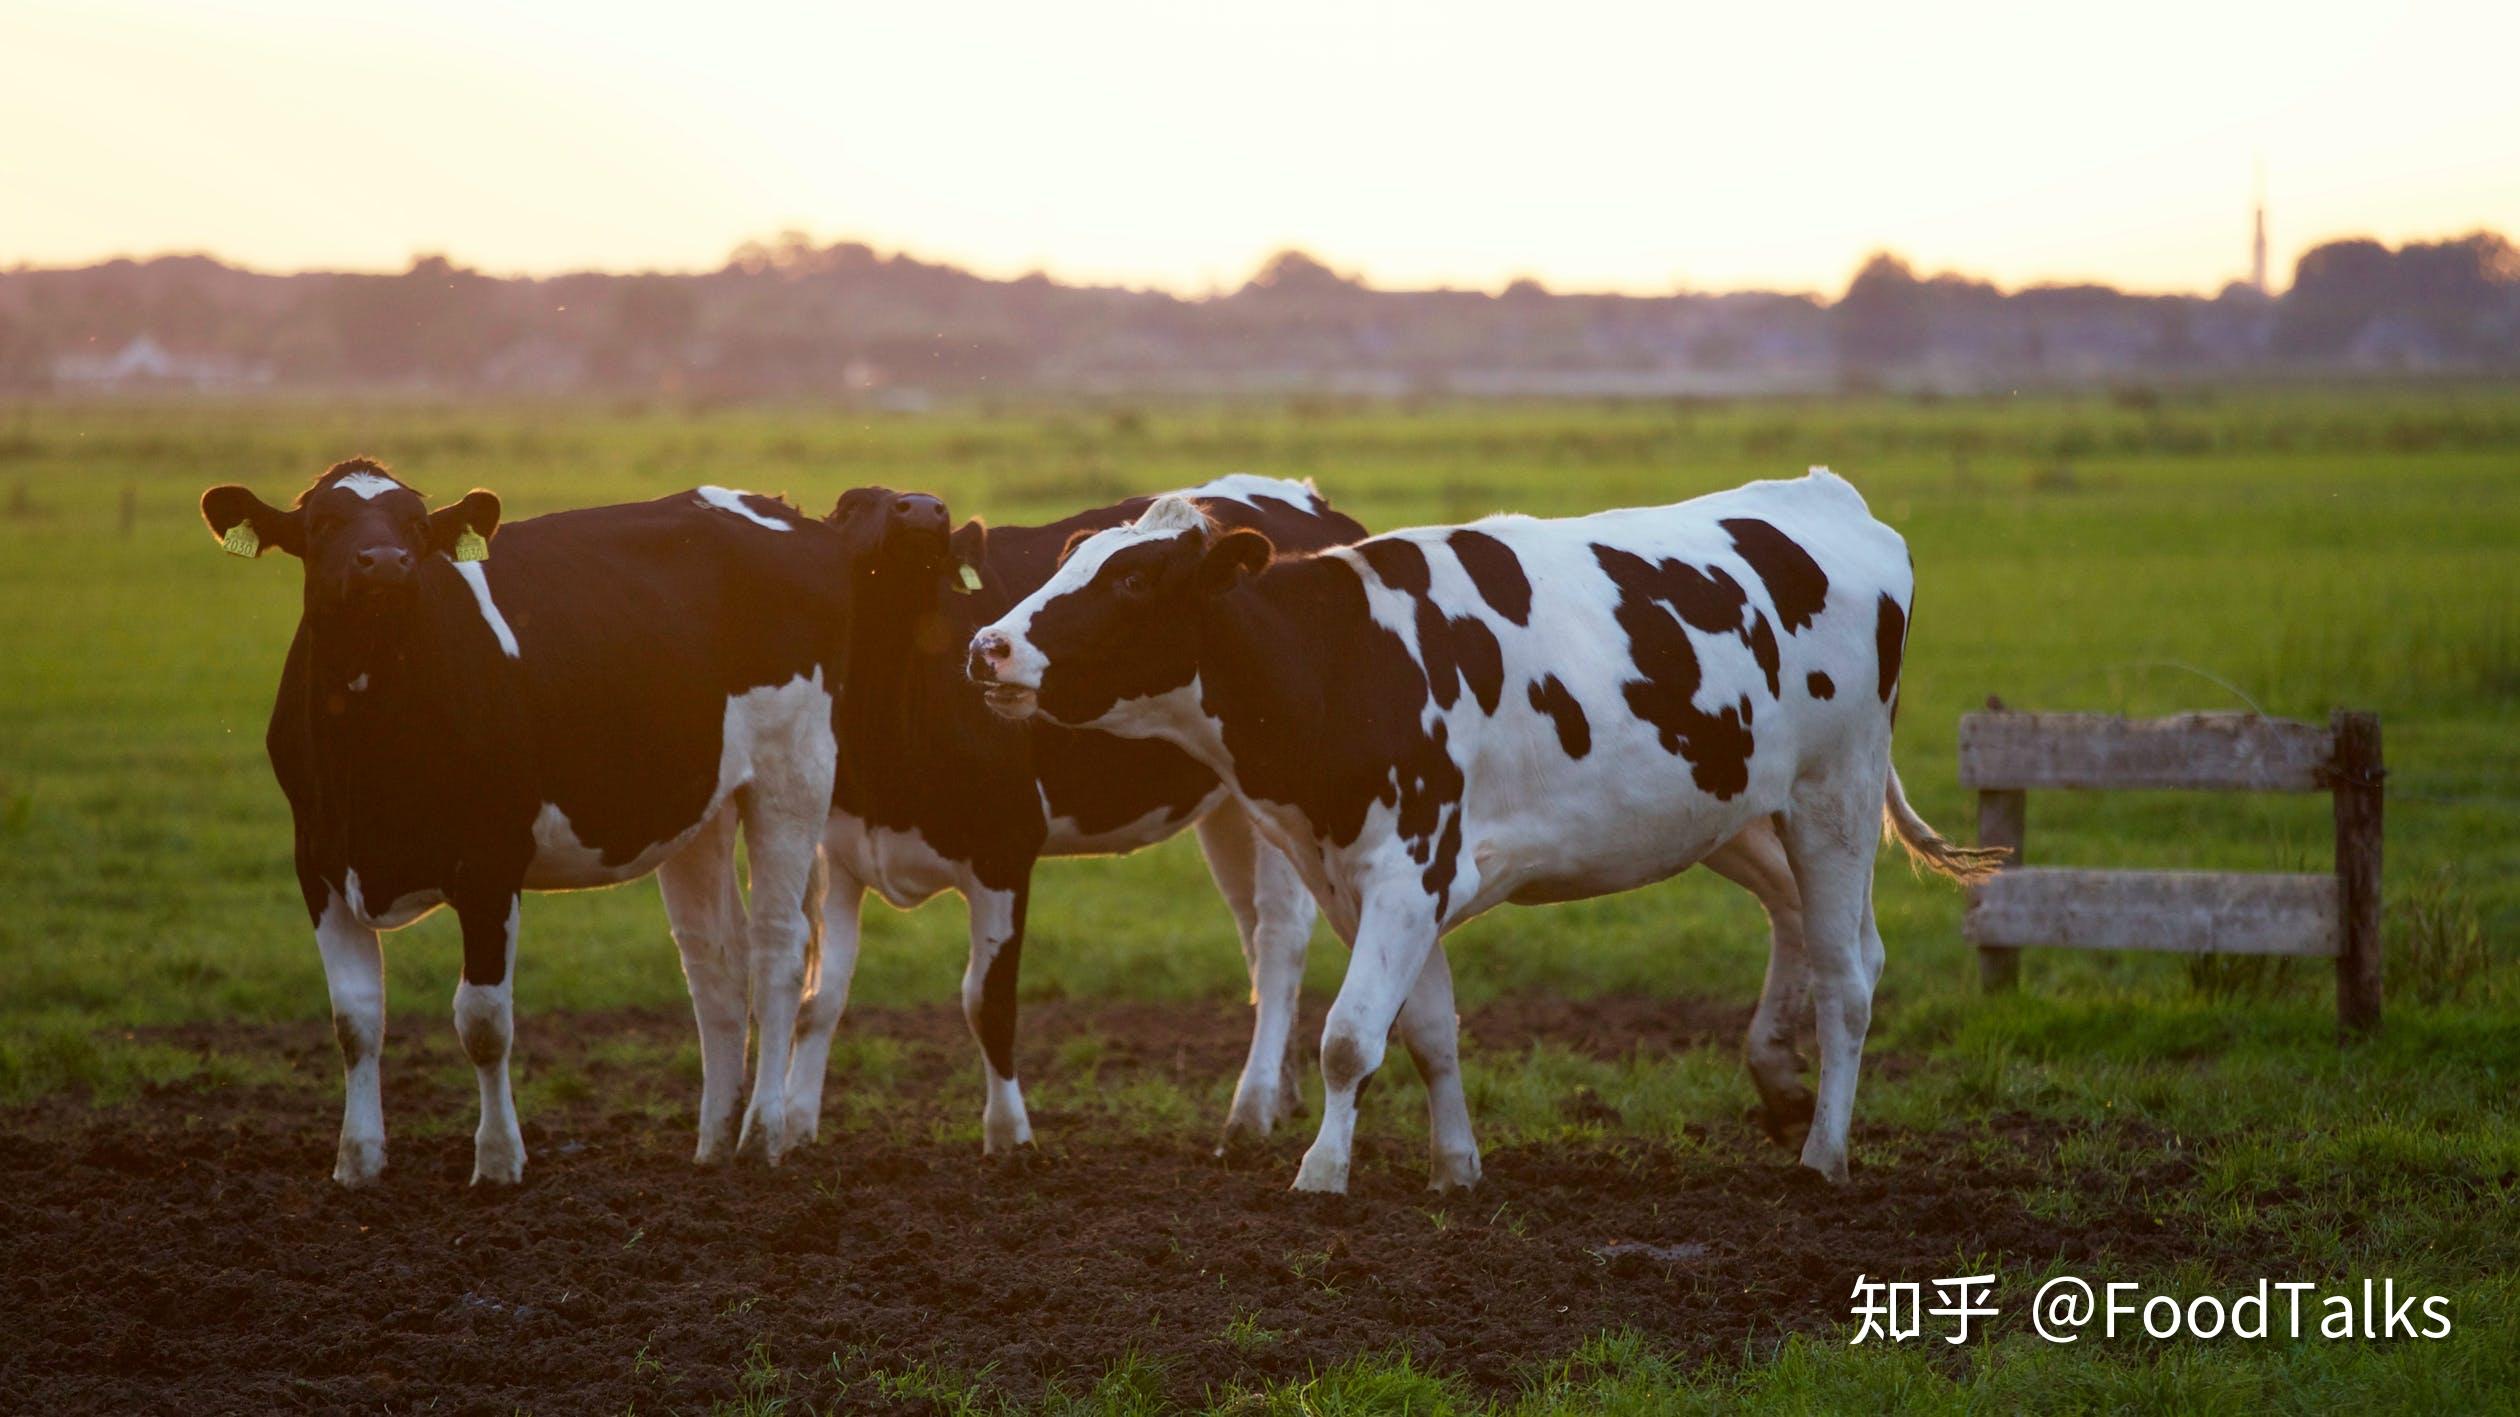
15,229,2448,303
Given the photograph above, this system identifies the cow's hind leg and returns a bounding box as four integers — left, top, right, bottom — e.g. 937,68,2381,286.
1396,942,1480,1191
1702,819,1815,1152
1779,765,1888,1185
315,891,388,1187
658,808,748,1164
453,894,526,1186
784,859,866,1147
1195,802,1315,1145
962,882,1035,1154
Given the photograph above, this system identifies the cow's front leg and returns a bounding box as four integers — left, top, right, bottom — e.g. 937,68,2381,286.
1294,886,1439,1195
453,894,525,1186
962,882,1033,1154
1395,942,1480,1191
315,891,388,1187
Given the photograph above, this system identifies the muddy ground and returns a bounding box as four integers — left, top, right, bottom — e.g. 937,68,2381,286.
2,999,2196,1413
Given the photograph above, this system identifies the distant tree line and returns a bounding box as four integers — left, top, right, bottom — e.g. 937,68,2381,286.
3,230,2513,398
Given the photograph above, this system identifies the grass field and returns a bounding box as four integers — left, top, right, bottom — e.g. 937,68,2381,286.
3,388,2517,1411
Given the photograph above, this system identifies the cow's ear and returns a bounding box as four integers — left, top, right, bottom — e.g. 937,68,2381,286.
1056,527,1095,568
200,485,303,559
948,518,989,593
949,517,988,567
1197,529,1274,595
428,490,502,561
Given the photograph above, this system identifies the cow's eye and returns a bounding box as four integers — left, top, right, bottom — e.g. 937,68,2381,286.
1118,569,1151,597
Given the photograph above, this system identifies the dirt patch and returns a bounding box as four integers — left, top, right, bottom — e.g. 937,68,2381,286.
3,1000,2194,1413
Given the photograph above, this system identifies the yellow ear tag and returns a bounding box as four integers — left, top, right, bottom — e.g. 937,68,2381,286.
221,521,260,558
453,529,490,563
953,562,983,594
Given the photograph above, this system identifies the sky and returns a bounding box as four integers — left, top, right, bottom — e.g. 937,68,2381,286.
6,0,2517,297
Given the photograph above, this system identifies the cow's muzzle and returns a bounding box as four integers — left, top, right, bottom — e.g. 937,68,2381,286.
967,631,1039,719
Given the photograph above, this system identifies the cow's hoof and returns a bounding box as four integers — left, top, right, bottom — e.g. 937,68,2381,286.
470,1124,526,1186
1220,1098,1278,1146
735,1112,785,1166
781,1095,826,1149
1796,1152,1850,1187
332,1138,385,1188
1757,1090,1816,1153
981,1113,1033,1156
1427,1148,1483,1193
1291,1149,1349,1195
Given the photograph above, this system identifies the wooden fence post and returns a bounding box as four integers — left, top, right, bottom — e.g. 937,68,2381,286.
1976,788,2025,993
2332,711,2384,1038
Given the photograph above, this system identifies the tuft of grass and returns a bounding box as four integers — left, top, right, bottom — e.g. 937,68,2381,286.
2392,868,2494,1005
1222,1310,1282,1354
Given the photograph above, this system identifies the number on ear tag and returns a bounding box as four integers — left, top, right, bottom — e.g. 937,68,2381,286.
221,522,260,558
953,562,983,593
454,529,490,563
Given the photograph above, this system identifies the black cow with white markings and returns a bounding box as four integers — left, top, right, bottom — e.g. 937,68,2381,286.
782,475,1367,1152
970,469,2001,1192
203,462,851,1186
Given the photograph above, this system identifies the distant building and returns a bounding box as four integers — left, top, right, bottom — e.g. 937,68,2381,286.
51,334,271,391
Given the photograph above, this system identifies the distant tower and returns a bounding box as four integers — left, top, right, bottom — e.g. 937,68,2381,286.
2250,163,2270,296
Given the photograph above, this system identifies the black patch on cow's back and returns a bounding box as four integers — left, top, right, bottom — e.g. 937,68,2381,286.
1526,675,1591,758
1359,538,1432,597
1448,530,1532,627
1360,535,1510,719
1745,610,1781,698
1721,518,1829,633
1874,593,1907,704
1807,670,1835,700
1591,544,1755,799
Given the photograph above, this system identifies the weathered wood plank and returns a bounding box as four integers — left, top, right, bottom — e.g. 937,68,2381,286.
1975,790,2026,993
1964,867,2340,956
1958,712,2336,793
2331,710,2384,1036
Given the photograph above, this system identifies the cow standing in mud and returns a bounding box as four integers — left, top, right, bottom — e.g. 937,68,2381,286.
783,476,1365,1152
969,469,2000,1191
203,462,851,1185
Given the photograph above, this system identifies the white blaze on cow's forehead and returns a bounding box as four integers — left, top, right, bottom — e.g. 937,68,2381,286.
985,500,1199,677
1170,472,1319,509
332,471,405,500
454,561,521,658
1133,494,1208,534
694,485,793,532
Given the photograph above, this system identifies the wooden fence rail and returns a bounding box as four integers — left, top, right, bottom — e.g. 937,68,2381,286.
1957,705,2384,1037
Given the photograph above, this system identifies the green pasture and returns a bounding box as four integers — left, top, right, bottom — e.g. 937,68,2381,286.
2,389,2515,1411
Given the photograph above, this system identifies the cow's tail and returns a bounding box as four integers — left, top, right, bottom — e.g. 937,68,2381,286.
1882,763,2008,883
798,845,830,999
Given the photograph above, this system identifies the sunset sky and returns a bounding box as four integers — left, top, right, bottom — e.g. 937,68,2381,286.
7,0,2516,296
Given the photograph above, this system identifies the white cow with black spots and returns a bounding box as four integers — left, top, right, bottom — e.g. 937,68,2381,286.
968,469,2000,1191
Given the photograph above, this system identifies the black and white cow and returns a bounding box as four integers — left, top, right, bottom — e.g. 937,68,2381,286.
202,461,850,1185
783,475,1367,1152
969,469,2001,1191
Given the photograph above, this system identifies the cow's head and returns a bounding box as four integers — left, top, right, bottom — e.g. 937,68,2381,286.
201,460,500,617
823,484,959,581
967,495,1270,725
